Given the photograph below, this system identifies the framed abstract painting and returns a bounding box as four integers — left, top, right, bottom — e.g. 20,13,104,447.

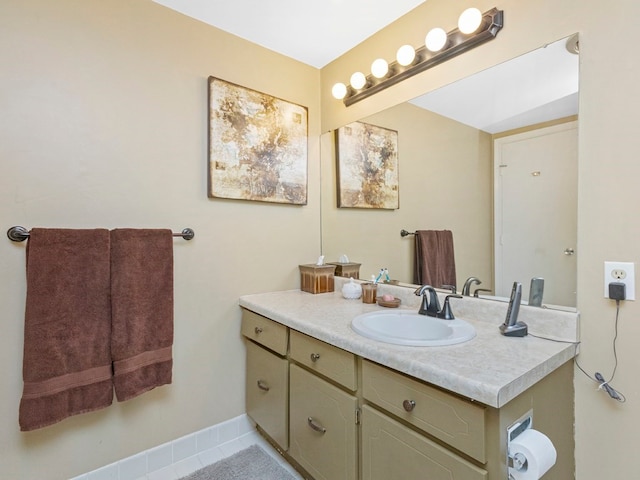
208,77,308,205
335,121,399,209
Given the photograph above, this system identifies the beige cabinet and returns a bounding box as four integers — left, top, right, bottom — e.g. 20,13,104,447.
241,307,574,480
360,359,574,480
289,364,358,480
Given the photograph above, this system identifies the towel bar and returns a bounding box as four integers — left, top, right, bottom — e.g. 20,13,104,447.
7,226,195,242
400,229,416,237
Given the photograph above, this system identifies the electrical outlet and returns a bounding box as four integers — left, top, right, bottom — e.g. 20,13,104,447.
604,261,635,300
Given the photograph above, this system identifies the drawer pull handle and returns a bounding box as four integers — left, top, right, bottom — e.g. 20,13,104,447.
307,417,326,434
403,399,416,412
310,353,321,362
254,327,263,335
257,380,270,392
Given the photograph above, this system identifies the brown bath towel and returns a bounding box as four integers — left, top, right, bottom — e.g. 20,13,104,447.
110,229,174,402
19,229,113,432
413,230,457,288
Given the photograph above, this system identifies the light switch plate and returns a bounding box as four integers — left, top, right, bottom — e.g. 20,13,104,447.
604,261,635,300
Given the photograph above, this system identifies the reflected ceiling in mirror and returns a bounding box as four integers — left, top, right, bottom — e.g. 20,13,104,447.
410,34,579,133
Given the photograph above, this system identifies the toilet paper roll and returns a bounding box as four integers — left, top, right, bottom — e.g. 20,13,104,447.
509,429,557,480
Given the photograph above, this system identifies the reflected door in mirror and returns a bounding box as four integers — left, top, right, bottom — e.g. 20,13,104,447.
494,121,578,307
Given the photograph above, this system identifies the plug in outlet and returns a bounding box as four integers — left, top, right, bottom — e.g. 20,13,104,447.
604,261,635,300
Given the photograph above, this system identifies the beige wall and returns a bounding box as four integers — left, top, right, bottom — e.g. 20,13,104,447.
321,1,640,479
0,1,320,478
321,103,492,286
3,0,640,479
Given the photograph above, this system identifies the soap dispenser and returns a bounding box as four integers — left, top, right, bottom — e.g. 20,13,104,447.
342,278,362,300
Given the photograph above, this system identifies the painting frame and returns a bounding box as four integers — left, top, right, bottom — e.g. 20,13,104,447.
207,76,308,205
335,121,399,209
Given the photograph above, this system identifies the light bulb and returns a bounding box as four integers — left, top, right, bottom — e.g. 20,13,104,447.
332,82,347,100
350,71,367,90
371,58,389,79
458,7,483,34
425,27,448,52
396,44,416,66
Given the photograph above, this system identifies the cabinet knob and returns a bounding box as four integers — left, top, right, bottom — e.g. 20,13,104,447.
307,416,327,434
402,399,416,412
254,326,263,335
310,353,321,362
257,380,270,392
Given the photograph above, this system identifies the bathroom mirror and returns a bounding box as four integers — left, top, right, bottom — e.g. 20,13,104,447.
320,35,579,309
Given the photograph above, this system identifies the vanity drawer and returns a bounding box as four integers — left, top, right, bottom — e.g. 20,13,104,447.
241,309,288,355
289,330,357,391
362,360,486,463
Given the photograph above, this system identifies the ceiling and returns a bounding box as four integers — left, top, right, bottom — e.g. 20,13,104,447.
152,1,579,133
151,0,426,68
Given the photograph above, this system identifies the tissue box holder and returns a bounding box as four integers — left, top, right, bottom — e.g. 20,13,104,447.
299,264,336,294
327,262,361,279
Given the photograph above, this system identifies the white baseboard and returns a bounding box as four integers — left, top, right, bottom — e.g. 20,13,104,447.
71,414,266,480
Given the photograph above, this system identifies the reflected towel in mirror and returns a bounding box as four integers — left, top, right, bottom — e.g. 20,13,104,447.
413,230,456,288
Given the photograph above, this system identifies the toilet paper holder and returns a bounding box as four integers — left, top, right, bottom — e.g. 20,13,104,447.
507,412,533,474
506,410,557,480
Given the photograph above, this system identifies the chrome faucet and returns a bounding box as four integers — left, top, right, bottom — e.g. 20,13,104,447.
473,288,493,297
415,286,463,319
414,285,440,317
437,294,463,320
462,277,482,296
442,284,457,294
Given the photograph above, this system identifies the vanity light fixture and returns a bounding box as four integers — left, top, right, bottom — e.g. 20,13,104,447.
396,44,417,66
458,7,483,34
350,71,367,90
425,27,448,52
371,58,389,79
332,82,348,100
332,7,504,106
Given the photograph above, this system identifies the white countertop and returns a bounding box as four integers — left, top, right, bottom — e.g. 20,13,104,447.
239,283,579,408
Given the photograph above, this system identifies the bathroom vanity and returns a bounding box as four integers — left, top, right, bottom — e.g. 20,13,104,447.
240,282,577,480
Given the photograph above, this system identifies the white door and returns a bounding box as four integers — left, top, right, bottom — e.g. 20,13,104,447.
494,121,578,307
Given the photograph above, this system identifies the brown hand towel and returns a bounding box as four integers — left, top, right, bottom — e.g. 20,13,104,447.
19,228,113,432
110,229,174,402
413,230,457,288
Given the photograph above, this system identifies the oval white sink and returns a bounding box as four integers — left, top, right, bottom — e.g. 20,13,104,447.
351,310,476,347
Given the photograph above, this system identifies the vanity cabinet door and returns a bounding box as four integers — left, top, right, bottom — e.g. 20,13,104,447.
289,364,357,480
245,339,289,449
362,405,487,480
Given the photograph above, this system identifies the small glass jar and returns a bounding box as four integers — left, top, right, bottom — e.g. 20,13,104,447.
361,283,377,304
